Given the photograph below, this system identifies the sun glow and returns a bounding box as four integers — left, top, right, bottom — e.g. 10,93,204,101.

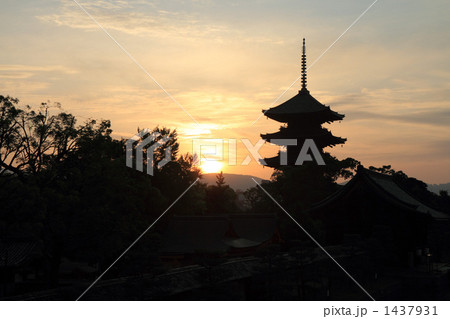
200,160,224,174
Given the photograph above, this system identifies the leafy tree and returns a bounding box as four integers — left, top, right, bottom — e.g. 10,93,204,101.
0,95,209,290
0,95,22,176
0,96,78,177
215,171,226,187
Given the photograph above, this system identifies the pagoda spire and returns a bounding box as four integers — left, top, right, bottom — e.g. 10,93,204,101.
301,38,308,92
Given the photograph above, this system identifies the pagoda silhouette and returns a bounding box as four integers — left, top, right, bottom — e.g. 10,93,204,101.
261,39,347,168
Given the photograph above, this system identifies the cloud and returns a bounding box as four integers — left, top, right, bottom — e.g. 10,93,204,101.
0,64,78,79
36,1,230,40
313,86,450,130
346,108,450,128
36,0,286,44
0,64,80,97
1,81,50,94
426,139,450,159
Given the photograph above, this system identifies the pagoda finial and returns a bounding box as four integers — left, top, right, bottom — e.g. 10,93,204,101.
301,38,308,92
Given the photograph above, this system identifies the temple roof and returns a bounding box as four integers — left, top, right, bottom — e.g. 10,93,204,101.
308,166,449,220
262,89,345,123
260,155,283,169
261,126,346,147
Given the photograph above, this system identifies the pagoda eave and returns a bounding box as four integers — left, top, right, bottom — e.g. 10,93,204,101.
261,155,283,169
263,110,344,124
261,152,314,168
261,126,341,139
260,133,346,149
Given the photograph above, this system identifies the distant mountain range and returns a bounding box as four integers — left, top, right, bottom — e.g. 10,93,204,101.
427,183,450,194
200,172,450,195
200,173,267,191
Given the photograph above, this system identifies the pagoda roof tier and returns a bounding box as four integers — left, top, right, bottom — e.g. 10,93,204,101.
261,154,283,168
262,89,344,123
261,126,343,139
261,152,305,169
261,128,346,148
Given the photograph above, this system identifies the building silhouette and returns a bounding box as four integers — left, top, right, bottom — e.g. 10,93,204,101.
308,165,450,267
261,39,346,168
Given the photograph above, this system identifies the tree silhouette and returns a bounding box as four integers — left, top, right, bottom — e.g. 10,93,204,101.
0,95,209,292
215,171,226,187
0,96,78,177
205,171,237,215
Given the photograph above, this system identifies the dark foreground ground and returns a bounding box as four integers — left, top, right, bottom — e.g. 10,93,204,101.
4,246,450,301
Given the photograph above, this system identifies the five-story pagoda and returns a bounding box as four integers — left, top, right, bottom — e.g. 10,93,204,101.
261,39,346,168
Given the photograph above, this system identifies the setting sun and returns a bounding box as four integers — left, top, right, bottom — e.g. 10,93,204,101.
200,160,224,174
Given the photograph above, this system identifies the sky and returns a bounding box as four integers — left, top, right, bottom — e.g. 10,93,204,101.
1,0,449,183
